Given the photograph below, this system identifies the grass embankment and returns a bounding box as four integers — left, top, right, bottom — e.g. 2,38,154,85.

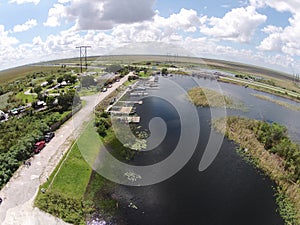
35,141,94,225
188,87,244,109
253,94,300,112
218,76,300,103
213,117,300,224
35,121,115,225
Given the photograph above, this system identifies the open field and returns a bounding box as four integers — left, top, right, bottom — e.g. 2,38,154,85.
0,66,59,84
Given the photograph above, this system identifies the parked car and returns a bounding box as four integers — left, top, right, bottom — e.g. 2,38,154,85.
45,132,55,143
34,141,45,154
102,87,107,92
107,84,112,88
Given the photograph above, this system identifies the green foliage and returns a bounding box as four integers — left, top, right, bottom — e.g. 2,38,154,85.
46,77,55,86
57,76,64,83
36,192,93,225
252,121,300,181
161,68,168,75
106,64,122,73
34,86,43,94
0,110,72,188
95,115,111,137
57,90,81,112
80,76,96,88
64,74,77,84
275,189,298,225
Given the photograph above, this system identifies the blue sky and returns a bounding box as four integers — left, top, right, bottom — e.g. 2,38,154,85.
0,0,300,74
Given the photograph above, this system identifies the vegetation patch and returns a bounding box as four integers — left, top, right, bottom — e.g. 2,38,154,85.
35,144,94,225
253,94,300,112
0,92,12,110
213,116,300,224
188,87,244,109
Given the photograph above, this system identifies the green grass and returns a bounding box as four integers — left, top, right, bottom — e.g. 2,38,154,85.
15,91,36,104
48,144,92,198
79,86,99,97
124,80,135,86
35,121,104,224
0,92,12,109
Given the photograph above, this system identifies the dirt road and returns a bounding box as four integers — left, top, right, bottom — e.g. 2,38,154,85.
0,75,128,225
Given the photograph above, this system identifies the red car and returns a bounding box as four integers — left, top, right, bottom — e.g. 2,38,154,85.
34,141,45,154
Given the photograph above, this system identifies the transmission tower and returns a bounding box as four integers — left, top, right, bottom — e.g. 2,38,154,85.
76,45,91,73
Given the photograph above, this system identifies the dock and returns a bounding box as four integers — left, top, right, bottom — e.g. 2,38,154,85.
119,100,143,105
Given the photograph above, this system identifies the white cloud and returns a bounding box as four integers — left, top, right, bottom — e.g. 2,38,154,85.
200,6,267,43
43,4,67,27
0,25,19,46
8,0,39,5
250,0,300,14
1,6,300,74
154,9,203,35
13,19,37,33
44,0,155,30
258,13,300,56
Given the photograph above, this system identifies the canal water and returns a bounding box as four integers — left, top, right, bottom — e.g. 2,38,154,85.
112,75,300,225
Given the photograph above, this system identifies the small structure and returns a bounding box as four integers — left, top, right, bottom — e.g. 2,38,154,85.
40,81,48,87
0,110,8,121
37,101,47,107
60,81,67,86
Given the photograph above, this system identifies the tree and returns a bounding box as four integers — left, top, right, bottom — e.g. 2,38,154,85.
65,74,77,84
162,68,168,75
106,64,122,73
57,90,81,111
81,76,96,88
46,77,54,86
57,76,64,84
34,86,43,95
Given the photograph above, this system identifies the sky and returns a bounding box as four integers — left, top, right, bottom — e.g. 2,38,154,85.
0,0,300,74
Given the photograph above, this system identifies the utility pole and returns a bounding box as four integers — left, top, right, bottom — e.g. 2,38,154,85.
76,46,91,73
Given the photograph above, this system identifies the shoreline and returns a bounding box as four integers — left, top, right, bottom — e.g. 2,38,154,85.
217,76,300,104
213,116,300,224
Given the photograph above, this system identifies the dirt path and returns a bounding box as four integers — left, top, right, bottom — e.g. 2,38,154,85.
0,75,128,225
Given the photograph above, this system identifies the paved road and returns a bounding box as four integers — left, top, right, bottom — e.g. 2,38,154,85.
219,76,300,98
0,75,128,225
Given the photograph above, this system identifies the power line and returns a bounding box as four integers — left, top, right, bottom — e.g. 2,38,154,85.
76,45,91,73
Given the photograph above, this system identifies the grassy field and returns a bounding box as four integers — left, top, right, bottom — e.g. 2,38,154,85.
79,86,99,97
252,94,300,112
15,91,36,104
0,66,57,84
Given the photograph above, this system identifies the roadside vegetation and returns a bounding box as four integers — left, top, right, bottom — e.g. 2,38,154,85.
0,66,83,188
213,116,300,224
252,94,300,112
188,87,245,110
